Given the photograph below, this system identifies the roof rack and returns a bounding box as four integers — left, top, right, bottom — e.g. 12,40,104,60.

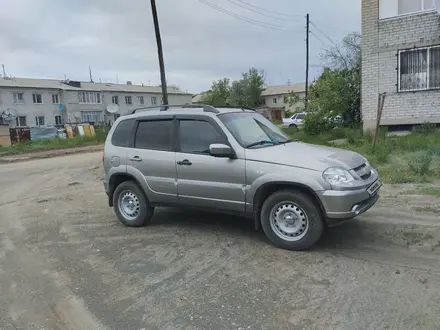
131,104,219,114
241,107,256,112
213,105,256,112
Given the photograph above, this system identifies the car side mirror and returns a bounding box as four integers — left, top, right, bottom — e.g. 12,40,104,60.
209,143,234,158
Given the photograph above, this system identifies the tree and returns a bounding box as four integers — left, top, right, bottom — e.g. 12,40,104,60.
320,32,361,124
321,32,361,70
228,67,265,107
200,78,231,106
303,32,361,134
200,67,265,108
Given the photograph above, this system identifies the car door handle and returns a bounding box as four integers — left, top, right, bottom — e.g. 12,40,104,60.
129,156,142,162
177,159,192,166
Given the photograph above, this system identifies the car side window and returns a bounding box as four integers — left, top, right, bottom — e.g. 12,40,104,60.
291,114,297,120
134,119,173,151
111,119,134,147
180,120,225,154
296,113,305,119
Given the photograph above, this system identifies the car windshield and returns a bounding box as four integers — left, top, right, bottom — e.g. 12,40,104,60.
218,112,291,148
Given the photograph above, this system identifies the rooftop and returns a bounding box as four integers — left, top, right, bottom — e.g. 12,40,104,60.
125,105,256,119
0,77,190,95
261,83,307,96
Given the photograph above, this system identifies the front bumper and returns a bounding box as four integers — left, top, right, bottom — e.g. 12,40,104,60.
316,181,381,226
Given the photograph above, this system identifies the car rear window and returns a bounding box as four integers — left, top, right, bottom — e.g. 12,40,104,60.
111,119,134,147
134,120,173,151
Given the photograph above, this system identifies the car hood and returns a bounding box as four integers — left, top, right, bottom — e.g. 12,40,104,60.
245,142,366,171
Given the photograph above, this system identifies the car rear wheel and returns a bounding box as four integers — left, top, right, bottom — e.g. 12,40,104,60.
260,190,323,251
113,181,154,227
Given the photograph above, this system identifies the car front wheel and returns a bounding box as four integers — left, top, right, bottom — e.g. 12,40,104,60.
260,190,324,251
113,181,154,227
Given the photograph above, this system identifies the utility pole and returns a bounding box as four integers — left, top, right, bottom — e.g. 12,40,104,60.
150,0,168,105
305,13,310,111
89,66,94,83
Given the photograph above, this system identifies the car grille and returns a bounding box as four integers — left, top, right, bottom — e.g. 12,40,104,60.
353,163,372,180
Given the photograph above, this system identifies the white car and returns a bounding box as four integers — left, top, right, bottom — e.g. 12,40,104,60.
282,112,306,129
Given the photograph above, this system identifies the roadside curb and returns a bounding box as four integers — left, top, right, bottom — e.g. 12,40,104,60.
0,144,104,164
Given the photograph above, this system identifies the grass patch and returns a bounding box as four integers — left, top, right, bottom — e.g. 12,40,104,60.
400,230,433,246
283,126,440,184
68,182,81,186
413,206,440,214
0,128,107,156
420,187,440,197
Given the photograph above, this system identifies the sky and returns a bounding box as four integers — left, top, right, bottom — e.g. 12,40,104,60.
0,0,360,94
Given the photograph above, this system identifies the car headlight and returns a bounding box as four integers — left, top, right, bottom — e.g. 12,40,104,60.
323,167,355,187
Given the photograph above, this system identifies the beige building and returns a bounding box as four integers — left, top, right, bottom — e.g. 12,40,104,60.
0,77,192,127
261,83,306,113
362,0,440,131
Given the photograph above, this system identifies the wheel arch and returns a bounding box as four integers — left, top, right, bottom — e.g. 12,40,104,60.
108,173,144,207
252,181,326,230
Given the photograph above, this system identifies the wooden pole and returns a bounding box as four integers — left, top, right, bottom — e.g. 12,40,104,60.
150,0,168,105
372,92,386,149
305,14,310,111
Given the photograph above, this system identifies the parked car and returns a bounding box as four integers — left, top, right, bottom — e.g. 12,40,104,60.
282,112,306,129
103,104,381,251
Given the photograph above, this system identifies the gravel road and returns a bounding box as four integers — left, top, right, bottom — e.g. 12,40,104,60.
1,152,440,330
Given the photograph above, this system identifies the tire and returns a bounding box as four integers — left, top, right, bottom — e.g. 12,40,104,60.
289,124,298,130
260,190,324,251
113,180,154,227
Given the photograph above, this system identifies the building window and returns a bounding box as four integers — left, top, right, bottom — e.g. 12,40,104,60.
52,94,60,104
78,92,101,104
13,92,24,104
273,97,277,104
32,93,43,104
380,0,435,19
138,96,144,105
398,46,440,92
151,96,157,105
35,116,45,126
261,98,266,105
16,116,27,127
112,95,119,105
81,111,103,123
55,115,63,125
125,96,132,105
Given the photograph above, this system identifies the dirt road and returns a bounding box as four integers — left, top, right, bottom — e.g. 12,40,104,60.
1,152,440,330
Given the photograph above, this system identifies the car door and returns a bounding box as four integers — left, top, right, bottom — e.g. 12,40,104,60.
126,116,178,204
295,113,305,126
175,115,246,212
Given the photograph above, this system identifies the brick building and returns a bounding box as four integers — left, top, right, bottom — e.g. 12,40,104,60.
362,0,440,131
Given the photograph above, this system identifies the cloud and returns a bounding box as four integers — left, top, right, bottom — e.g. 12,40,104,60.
0,0,360,93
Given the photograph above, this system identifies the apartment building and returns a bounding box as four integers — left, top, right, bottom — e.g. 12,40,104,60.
362,0,440,131
0,77,192,127
261,83,306,113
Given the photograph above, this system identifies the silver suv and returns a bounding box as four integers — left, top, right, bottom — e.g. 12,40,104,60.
103,104,381,251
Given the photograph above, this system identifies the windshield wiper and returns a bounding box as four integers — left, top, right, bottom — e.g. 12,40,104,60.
245,140,280,148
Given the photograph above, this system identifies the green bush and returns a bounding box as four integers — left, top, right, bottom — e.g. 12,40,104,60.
302,112,333,135
407,150,433,175
413,122,437,134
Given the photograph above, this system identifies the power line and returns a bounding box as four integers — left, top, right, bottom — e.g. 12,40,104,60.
223,0,304,22
310,31,328,47
197,0,304,31
232,0,304,18
309,21,337,46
